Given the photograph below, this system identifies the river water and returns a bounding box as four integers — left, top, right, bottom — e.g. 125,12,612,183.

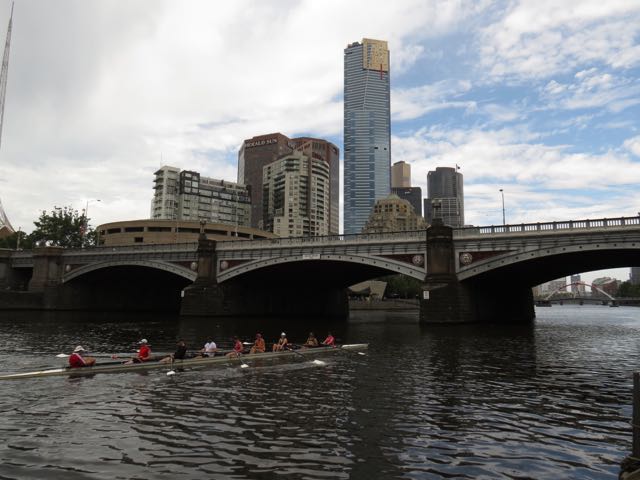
0,305,638,479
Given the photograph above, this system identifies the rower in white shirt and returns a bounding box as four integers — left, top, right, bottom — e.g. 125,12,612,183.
200,339,218,357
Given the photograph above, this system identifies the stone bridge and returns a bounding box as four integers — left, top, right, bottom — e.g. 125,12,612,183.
0,215,639,323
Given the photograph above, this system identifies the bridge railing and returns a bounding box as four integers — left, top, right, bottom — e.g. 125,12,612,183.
454,216,640,236
216,229,426,249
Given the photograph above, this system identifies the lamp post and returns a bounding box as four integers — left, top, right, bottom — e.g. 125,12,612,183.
83,199,101,240
499,189,505,226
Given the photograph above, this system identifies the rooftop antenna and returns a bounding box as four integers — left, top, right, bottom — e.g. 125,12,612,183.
0,2,15,234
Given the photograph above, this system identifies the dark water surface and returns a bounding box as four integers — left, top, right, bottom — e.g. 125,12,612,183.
0,305,638,479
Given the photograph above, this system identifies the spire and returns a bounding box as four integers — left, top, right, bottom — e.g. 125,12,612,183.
0,2,14,234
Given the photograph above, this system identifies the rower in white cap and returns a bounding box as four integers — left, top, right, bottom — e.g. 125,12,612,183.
68,346,96,369
272,332,288,352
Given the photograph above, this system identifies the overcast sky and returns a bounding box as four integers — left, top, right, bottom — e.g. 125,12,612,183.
0,0,638,284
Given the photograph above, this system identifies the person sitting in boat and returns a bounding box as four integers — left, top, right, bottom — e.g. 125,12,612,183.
125,339,152,364
272,332,288,352
249,333,266,354
226,336,244,357
200,339,218,357
303,332,319,348
68,346,96,368
160,340,187,364
322,332,335,347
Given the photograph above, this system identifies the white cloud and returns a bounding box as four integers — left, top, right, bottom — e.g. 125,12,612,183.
392,126,640,226
540,68,640,112
391,80,474,121
624,135,640,157
479,1,640,80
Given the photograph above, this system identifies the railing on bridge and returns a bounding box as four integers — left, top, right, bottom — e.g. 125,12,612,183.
454,216,640,236
216,229,426,249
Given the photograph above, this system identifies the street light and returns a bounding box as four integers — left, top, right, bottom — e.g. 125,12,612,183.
83,199,101,240
499,189,505,226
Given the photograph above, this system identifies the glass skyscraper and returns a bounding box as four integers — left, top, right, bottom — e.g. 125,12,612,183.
343,38,391,234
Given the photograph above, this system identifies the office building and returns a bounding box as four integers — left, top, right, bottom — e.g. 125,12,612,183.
392,187,422,216
391,161,411,188
151,166,251,228
424,167,464,227
362,195,426,233
344,38,391,234
237,133,294,230
262,151,331,237
631,267,640,286
238,133,339,234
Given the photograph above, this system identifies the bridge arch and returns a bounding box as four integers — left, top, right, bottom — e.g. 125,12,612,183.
63,260,197,283
217,254,426,284
457,242,640,286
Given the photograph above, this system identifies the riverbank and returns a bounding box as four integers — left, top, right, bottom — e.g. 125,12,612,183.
349,298,419,311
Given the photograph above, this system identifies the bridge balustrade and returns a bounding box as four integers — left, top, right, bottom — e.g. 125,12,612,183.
454,215,640,236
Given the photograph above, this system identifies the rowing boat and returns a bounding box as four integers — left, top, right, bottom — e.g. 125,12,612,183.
0,344,368,380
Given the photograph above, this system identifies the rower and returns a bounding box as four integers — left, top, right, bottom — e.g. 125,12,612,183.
68,346,96,368
249,333,266,354
160,340,187,364
303,332,319,348
200,338,218,357
272,332,288,352
125,339,151,364
322,332,335,347
226,336,244,357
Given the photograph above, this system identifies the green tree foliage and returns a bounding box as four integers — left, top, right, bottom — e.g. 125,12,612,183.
29,206,95,248
617,281,640,298
380,274,423,298
0,231,33,249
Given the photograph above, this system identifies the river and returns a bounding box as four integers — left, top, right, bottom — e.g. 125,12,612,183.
0,305,637,479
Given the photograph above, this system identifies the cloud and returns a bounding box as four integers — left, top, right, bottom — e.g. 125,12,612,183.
624,135,640,157
392,127,640,226
540,68,640,112
479,1,640,80
391,80,474,121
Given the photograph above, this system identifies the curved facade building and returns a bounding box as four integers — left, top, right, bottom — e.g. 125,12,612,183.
96,219,276,246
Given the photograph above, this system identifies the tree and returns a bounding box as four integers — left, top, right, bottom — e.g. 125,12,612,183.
0,230,33,249
29,206,95,248
617,281,640,298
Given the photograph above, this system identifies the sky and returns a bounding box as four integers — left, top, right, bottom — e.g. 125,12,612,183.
0,0,638,285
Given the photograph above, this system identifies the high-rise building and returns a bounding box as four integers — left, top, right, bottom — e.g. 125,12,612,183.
392,187,422,217
344,38,391,234
238,133,339,234
290,137,340,235
424,167,464,227
151,166,251,227
262,151,330,237
362,195,426,234
631,267,640,286
391,161,411,188
570,274,586,295
237,133,294,230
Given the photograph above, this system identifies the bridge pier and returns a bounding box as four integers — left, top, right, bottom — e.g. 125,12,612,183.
420,220,535,324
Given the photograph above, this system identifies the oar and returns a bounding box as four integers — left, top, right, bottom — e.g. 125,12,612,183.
166,356,176,376
287,345,326,366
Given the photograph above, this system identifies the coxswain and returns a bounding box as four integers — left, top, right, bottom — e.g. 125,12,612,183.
322,332,335,347
68,346,96,368
249,333,266,354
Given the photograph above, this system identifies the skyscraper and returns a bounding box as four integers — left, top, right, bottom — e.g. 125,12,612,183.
390,160,422,216
424,167,464,227
238,133,339,234
344,38,391,234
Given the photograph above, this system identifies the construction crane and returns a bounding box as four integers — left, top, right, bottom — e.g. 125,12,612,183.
0,2,14,235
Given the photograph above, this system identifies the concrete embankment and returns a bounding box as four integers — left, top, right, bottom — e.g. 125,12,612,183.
349,298,419,311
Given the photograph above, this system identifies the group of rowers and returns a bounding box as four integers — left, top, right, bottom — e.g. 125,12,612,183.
67,332,336,369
